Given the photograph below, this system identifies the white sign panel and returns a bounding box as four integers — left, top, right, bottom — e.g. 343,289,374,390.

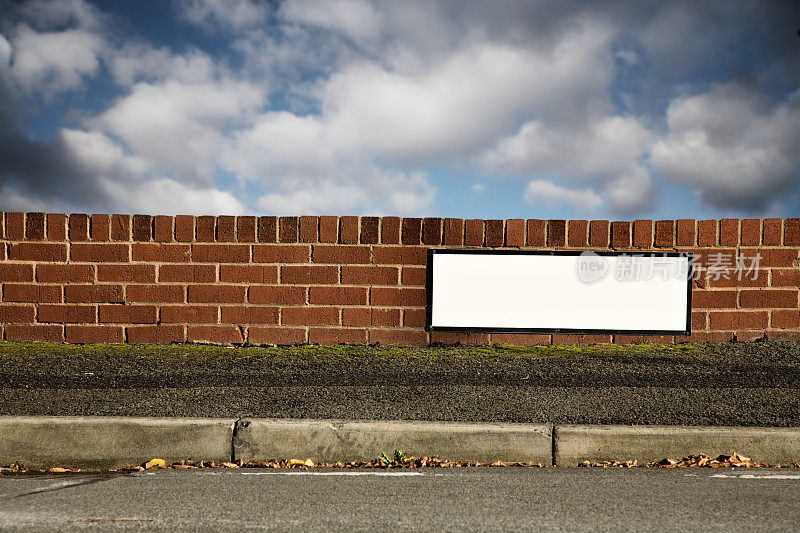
428,251,691,333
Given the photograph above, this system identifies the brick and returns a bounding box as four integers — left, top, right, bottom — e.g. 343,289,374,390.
692,311,707,331
465,219,484,246
65,325,124,344
258,216,278,243
237,216,257,242
161,305,218,324
132,243,189,262
740,289,797,309
69,214,89,241
309,286,368,305
319,216,338,243
484,220,504,247
4,212,24,240
39,304,95,323
547,220,567,247
127,325,186,344
339,216,359,244
342,308,401,327
741,219,760,246
99,305,158,324
676,219,696,247
504,219,524,247
98,264,156,282
309,327,367,345
740,248,798,268
381,217,400,244
786,219,800,246
221,306,279,324
719,219,739,246
312,245,368,264
0,305,35,323
65,285,124,303
360,217,379,244
25,212,45,240
692,290,737,309
196,216,216,242
159,264,216,283
443,218,464,246
771,269,800,287
430,331,490,346
422,218,443,245
249,286,306,305
192,244,250,263
154,215,173,242
0,263,33,282
404,308,426,327
490,333,551,346
188,325,244,345
37,264,93,283
132,214,152,241
698,220,717,247
281,306,339,326
568,220,588,247
248,326,306,345
341,266,398,285
90,214,110,241
766,331,800,342
281,265,338,285
5,325,63,342
401,266,426,286
523,219,544,247
370,287,425,307
402,218,422,245
552,334,612,344
175,215,195,242
127,284,184,303
279,216,299,243
188,284,246,303
706,269,768,288
762,219,782,246
632,220,653,248
216,215,236,242
299,216,318,243
650,220,672,248
369,329,428,346
772,310,800,329
372,246,427,265
47,214,66,241
4,284,61,302
709,311,769,330
71,243,128,262
220,265,278,284
10,242,67,262
589,220,609,248
254,244,310,263
111,214,131,241
611,221,631,248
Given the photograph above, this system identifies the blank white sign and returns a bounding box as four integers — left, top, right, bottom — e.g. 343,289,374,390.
429,252,690,333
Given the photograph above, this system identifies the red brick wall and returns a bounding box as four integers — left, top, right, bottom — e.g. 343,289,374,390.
0,213,798,346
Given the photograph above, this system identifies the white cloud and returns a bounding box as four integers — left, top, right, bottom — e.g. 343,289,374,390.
650,84,800,211
524,180,602,211
0,34,12,70
471,183,485,193
175,0,269,31
100,177,248,216
280,0,384,44
107,43,216,86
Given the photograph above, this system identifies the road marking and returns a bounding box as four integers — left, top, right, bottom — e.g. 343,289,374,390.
710,474,800,479
238,471,424,477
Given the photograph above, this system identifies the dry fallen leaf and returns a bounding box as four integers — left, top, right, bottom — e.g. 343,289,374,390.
144,459,166,470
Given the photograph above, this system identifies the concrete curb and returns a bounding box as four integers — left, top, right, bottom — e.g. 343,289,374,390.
0,416,236,469
555,425,800,466
1,417,799,468
233,418,553,464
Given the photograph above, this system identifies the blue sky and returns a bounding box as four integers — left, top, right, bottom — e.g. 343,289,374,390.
0,0,798,220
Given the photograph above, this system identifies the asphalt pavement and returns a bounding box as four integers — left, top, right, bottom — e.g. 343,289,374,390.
2,467,799,531
2,341,799,425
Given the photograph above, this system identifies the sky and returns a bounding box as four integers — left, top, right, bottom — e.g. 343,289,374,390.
0,0,798,220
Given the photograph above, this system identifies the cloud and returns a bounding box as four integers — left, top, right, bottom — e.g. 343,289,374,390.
524,180,602,211
107,43,216,87
650,84,800,212
279,0,384,45
174,0,270,32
